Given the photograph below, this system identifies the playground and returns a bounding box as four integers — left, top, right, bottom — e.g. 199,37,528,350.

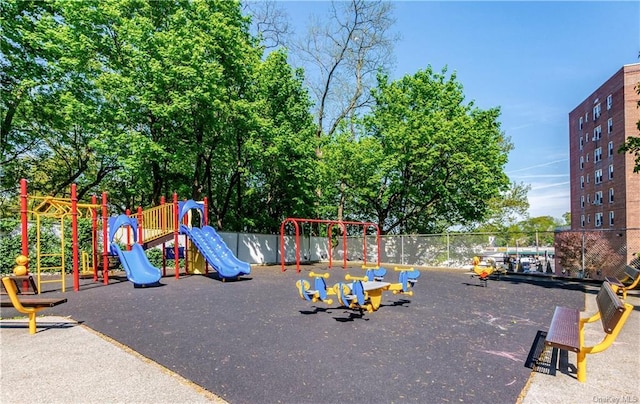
3,180,637,402
2,263,588,403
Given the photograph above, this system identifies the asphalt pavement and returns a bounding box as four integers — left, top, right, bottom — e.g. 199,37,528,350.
1,267,638,403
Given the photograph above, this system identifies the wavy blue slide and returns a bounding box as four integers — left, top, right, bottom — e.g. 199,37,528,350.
110,243,162,287
180,225,251,280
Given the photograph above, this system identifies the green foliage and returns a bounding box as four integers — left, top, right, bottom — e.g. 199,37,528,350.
0,219,22,275
2,1,558,236
619,136,640,173
1,0,318,232
335,67,512,234
618,82,640,173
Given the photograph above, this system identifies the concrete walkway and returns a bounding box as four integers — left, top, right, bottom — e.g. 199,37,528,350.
520,288,639,403
0,316,225,403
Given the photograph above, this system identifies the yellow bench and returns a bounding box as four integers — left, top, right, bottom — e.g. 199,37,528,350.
1,277,67,334
605,265,640,300
542,281,633,382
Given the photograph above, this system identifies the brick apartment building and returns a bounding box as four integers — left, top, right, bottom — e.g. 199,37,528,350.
568,63,640,272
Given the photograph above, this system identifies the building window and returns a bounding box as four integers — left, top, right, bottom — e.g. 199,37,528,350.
594,147,602,163
595,169,602,184
579,116,583,130
587,214,591,224
581,195,585,208
595,191,603,205
609,211,614,226
585,112,589,122
581,214,585,227
593,126,602,141
595,212,603,227
580,176,584,188
608,141,614,157
607,94,612,110
580,156,584,169
607,118,613,134
608,164,614,180
593,103,601,120
609,188,614,203
580,137,584,150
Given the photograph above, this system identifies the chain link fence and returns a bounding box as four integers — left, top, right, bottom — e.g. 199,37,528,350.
339,228,640,281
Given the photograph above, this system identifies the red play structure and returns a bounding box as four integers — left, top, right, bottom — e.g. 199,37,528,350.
18,178,205,292
280,218,380,272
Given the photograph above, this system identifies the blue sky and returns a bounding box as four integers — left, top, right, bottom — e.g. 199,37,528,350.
276,1,640,220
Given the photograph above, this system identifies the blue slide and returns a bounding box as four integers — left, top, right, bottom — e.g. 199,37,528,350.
110,243,162,287
180,225,251,279
108,214,162,287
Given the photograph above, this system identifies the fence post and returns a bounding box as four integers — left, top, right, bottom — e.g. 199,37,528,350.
446,232,450,266
581,231,586,276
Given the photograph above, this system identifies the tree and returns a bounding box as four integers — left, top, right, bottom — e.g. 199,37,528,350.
554,231,619,279
291,0,398,145
244,0,291,50
473,182,530,232
517,216,562,246
332,67,512,234
242,50,319,232
618,82,640,173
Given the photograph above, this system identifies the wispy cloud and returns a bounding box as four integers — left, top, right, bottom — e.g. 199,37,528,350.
507,159,568,174
530,181,570,191
513,174,568,179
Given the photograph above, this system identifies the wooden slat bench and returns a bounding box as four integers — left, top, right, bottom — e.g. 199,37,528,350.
542,281,633,382
1,277,67,334
605,265,640,300
0,275,38,295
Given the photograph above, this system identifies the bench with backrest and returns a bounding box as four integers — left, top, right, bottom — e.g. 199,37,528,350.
0,275,38,295
604,265,640,300
542,281,633,382
1,277,67,334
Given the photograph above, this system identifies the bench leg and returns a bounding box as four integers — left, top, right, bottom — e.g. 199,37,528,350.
576,351,586,382
28,312,37,334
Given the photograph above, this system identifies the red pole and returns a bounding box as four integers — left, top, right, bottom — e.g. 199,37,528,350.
280,221,286,271
280,219,300,272
203,197,208,226
293,220,300,272
173,193,179,279
137,206,143,245
102,192,109,284
341,223,347,269
92,195,98,282
125,208,131,250
160,196,166,276
182,199,189,275
20,179,29,271
71,184,79,291
328,223,334,269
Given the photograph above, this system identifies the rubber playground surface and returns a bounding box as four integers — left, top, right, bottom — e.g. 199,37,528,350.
4,264,585,403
